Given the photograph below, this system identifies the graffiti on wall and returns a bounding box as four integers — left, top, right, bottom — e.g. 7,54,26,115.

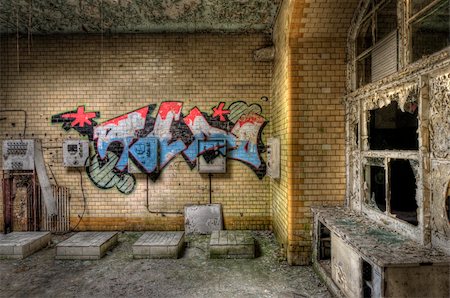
52,101,267,194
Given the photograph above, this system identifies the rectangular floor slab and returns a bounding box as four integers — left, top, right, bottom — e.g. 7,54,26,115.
0,232,51,259
56,232,118,260
209,230,255,259
133,231,185,259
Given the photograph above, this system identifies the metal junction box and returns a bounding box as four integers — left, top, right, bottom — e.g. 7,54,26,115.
2,139,35,170
267,137,280,179
63,140,89,167
197,139,227,174
128,137,159,173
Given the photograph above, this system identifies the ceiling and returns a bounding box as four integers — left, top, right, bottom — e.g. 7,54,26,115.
0,0,281,35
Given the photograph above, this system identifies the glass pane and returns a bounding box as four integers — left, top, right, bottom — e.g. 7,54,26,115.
411,0,437,15
390,159,418,225
357,55,372,87
411,0,450,61
366,165,386,212
357,18,374,55
376,0,397,42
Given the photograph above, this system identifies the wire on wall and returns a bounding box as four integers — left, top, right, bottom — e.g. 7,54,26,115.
0,109,28,137
145,175,183,216
71,169,87,231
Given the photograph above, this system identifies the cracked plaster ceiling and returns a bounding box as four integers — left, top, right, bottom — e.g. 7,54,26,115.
0,0,281,35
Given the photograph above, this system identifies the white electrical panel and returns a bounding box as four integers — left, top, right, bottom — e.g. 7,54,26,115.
197,139,227,173
63,140,89,167
2,139,35,170
267,137,280,179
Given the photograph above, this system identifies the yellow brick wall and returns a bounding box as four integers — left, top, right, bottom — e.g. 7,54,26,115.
0,34,272,231
270,0,293,256
287,0,358,265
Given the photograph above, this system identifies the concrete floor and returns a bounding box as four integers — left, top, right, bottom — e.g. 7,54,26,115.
0,231,332,298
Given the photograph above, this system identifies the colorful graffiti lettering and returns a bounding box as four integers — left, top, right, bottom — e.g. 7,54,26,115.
51,101,267,194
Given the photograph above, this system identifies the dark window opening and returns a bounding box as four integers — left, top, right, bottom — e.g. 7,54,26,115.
369,165,386,212
369,101,419,150
319,222,331,260
362,260,373,298
411,0,449,62
357,54,372,88
355,0,397,87
318,222,332,276
390,159,418,225
357,18,374,55
376,0,397,42
411,0,437,14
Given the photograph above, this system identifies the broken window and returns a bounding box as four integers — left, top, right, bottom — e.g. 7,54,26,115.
355,0,398,87
364,157,418,225
390,159,418,225
368,101,419,150
410,0,450,62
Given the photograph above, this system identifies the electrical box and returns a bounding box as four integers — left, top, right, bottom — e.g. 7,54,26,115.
267,137,280,179
63,140,89,167
2,139,35,170
128,137,159,173
197,139,227,173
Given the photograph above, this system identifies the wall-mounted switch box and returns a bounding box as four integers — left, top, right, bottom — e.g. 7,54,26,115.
63,140,89,167
2,139,35,170
128,137,159,173
267,137,280,179
197,139,227,173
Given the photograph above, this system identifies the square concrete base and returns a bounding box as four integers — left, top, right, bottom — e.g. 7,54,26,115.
133,231,185,259
56,232,118,260
209,230,255,259
0,232,51,259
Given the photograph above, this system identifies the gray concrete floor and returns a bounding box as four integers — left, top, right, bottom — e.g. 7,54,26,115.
0,231,332,298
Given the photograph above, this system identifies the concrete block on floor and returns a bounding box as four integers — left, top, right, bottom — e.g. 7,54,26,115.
0,232,51,259
56,232,118,260
209,230,255,259
133,231,185,259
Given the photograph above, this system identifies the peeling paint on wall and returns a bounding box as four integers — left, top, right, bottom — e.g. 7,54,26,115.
0,0,279,34
430,73,450,159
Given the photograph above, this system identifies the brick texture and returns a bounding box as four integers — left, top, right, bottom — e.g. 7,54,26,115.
0,34,272,232
271,0,358,265
270,0,292,257
289,0,358,264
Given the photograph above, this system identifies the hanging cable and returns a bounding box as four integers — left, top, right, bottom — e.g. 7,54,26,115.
145,175,183,216
71,169,87,231
0,109,28,137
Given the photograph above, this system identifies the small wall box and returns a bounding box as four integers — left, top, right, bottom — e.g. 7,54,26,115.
2,139,35,170
197,139,227,174
267,137,280,179
63,140,89,167
128,137,159,173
